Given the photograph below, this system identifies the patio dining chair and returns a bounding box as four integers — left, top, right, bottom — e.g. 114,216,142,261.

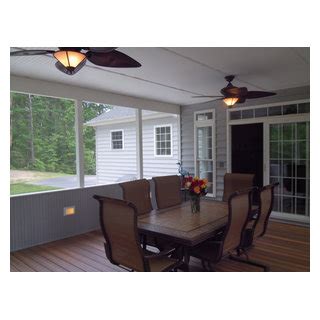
119,179,153,215
240,182,279,251
120,179,164,250
222,172,259,218
152,175,182,209
93,195,183,272
189,189,269,271
222,173,255,202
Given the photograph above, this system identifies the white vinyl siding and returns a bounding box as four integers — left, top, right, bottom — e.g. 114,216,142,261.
95,116,179,184
143,118,178,179
96,123,136,185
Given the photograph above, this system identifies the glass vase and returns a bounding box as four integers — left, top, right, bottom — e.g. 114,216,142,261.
190,195,200,213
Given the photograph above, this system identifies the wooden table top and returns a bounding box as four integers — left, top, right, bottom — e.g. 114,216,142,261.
138,200,228,246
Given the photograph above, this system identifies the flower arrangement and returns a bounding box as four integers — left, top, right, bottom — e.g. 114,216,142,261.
184,176,208,196
183,176,208,213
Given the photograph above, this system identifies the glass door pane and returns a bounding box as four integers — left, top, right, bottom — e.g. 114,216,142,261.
269,122,309,216
196,126,213,194
196,160,213,194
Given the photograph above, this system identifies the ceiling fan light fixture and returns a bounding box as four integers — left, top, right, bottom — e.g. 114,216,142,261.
55,59,86,75
223,97,239,107
53,50,86,72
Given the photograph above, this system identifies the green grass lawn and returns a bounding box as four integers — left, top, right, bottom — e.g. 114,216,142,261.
10,183,61,195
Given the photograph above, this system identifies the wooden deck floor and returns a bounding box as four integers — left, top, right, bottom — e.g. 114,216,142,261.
10,221,310,272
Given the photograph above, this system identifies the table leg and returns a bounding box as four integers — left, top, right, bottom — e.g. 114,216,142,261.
181,247,190,271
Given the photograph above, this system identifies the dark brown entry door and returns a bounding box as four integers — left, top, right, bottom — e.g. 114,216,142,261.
231,123,263,188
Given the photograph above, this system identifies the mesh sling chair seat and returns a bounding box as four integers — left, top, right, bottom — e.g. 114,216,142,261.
152,175,182,209
93,195,183,272
119,179,153,215
240,183,279,250
151,175,183,251
120,179,170,250
222,173,255,202
222,173,259,218
189,189,269,272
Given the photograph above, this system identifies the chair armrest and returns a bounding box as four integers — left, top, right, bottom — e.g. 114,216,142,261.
144,247,176,260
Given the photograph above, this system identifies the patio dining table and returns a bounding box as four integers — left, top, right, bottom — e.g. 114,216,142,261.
138,200,229,271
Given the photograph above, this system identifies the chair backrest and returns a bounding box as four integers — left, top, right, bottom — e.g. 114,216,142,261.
119,179,153,215
222,173,255,202
152,175,182,209
222,190,252,255
93,195,145,271
254,183,278,238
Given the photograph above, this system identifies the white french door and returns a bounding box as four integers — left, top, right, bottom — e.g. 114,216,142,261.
227,101,310,223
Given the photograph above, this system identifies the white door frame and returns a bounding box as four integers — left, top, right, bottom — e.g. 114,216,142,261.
226,99,310,223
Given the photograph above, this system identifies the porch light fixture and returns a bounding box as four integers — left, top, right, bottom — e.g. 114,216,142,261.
223,97,239,107
64,206,75,216
53,50,86,75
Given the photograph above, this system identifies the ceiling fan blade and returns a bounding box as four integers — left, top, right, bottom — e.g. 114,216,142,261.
221,86,248,96
86,50,141,68
198,98,224,103
88,47,117,53
237,97,246,103
10,50,55,56
192,95,223,98
246,91,276,99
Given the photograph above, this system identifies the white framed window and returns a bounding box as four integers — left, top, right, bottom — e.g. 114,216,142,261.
194,109,216,197
110,130,124,150
154,125,172,156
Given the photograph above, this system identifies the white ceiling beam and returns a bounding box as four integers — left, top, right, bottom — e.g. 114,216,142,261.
10,75,181,114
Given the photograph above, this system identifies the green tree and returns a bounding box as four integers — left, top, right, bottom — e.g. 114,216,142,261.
10,93,111,175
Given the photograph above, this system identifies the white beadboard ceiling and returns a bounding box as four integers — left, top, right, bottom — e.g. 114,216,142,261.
10,47,310,105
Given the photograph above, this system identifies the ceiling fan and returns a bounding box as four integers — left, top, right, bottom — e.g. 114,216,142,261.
193,75,276,107
10,47,141,75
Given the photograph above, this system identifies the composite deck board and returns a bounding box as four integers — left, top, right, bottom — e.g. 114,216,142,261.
11,221,310,272
10,255,34,272
26,248,69,272
30,247,85,272
12,251,52,272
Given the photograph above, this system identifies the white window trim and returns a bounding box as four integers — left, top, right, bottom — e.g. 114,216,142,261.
194,109,216,198
154,124,173,158
110,129,124,150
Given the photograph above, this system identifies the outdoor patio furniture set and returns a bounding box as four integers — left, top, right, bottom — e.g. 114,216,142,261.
93,174,278,272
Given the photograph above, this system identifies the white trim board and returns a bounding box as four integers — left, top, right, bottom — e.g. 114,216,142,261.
86,113,178,127
11,75,181,114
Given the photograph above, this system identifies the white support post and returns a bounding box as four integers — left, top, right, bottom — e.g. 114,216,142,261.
75,99,85,187
136,109,143,179
177,112,181,162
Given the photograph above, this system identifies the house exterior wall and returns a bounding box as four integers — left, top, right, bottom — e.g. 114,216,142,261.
96,116,179,184
180,86,310,200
